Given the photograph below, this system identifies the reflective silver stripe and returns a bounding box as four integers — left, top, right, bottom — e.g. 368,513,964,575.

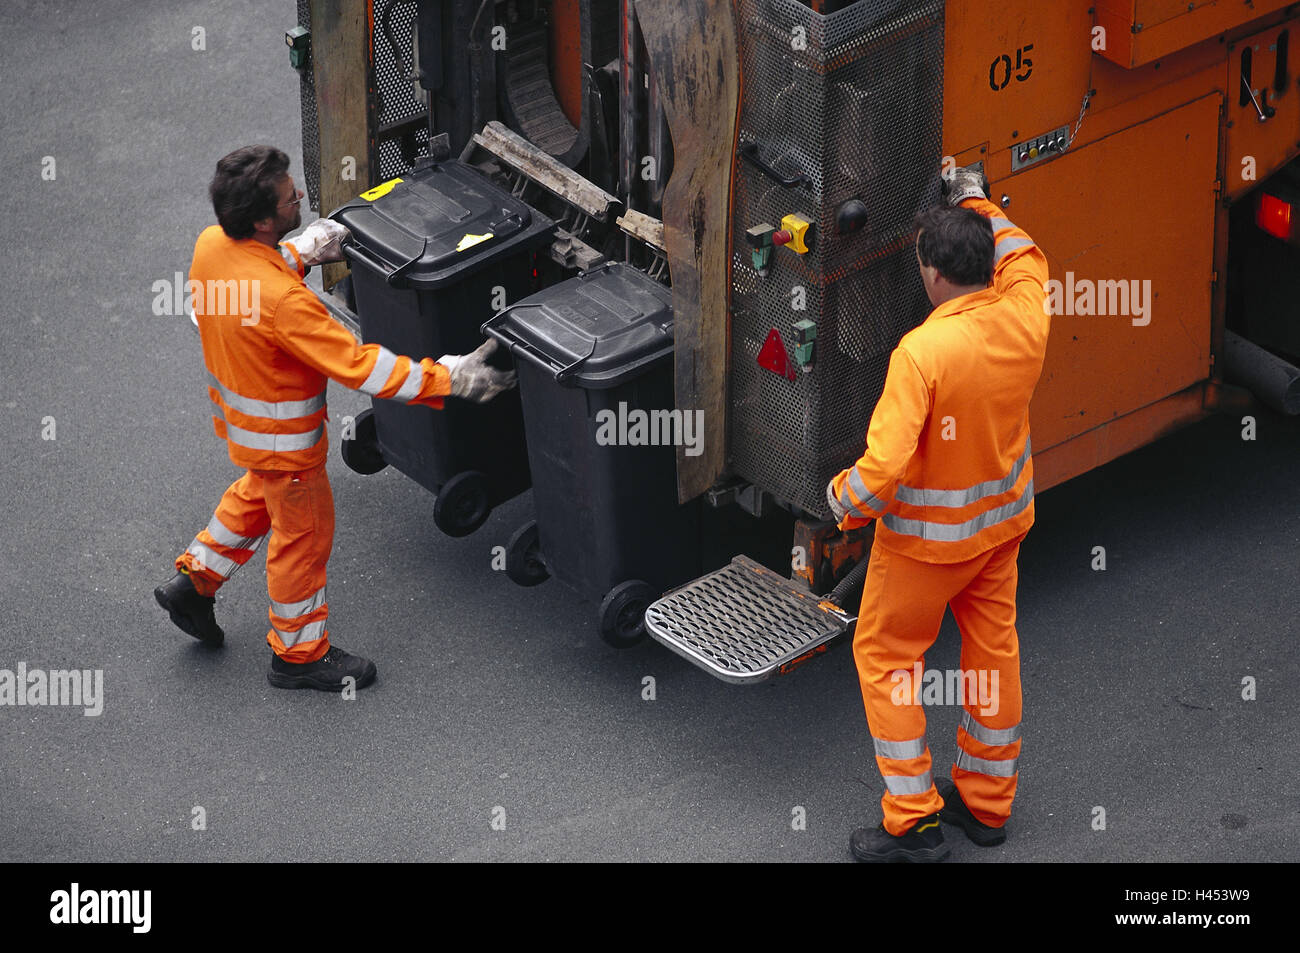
204,516,265,552
392,357,424,403
208,373,325,420
995,236,1034,262
186,541,239,579
279,244,301,273
873,736,927,761
271,586,327,620
988,216,1017,233
360,347,399,397
883,479,1033,542
841,467,889,517
956,749,1018,777
897,438,1032,508
960,709,1021,746
883,771,934,796
224,421,324,453
273,619,327,648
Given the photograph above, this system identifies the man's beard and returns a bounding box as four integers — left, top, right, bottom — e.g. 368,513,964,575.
276,207,302,242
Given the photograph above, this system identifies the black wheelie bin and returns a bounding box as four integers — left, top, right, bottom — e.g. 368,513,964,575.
483,261,702,646
331,161,555,536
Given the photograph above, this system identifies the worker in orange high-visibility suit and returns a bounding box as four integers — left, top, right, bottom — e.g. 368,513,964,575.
154,145,514,692
829,167,1050,862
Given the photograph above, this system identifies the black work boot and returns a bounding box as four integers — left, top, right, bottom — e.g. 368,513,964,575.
267,645,377,692
937,777,1007,846
849,813,949,863
154,572,224,646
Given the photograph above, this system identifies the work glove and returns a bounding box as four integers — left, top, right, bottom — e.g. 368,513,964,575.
438,338,517,403
281,218,351,266
941,166,991,207
826,478,848,523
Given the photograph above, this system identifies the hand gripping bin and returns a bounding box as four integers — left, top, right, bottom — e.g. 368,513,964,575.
483,262,703,647
331,161,555,536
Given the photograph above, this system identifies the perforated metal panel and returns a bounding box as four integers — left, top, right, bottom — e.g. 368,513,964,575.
373,0,431,180
644,556,853,683
295,0,321,211
295,1,428,205
728,0,945,517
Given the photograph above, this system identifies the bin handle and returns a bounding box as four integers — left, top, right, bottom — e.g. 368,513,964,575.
553,338,597,385
488,211,525,231
341,239,398,282
481,306,553,374
481,306,598,386
480,306,525,338
385,236,431,289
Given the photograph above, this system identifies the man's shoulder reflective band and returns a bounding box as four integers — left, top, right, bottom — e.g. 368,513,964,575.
839,466,890,519
884,479,1033,542
896,438,1032,509
988,216,1034,264
208,373,325,421
361,346,424,403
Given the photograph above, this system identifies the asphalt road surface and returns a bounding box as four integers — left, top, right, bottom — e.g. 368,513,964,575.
0,1,1296,864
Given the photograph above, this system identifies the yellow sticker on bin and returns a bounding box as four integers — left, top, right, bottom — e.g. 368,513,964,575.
359,178,403,201
456,232,494,252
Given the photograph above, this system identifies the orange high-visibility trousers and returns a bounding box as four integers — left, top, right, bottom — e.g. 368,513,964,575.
175,463,334,663
854,530,1026,836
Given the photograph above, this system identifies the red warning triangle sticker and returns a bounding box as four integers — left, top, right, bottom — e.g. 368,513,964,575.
757,327,796,382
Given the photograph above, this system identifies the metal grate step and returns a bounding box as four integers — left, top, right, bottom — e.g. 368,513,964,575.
644,556,855,684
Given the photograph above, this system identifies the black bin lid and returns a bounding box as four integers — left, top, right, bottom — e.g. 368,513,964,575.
331,161,554,289
483,262,674,389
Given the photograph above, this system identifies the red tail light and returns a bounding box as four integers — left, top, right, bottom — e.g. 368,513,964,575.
1256,192,1293,241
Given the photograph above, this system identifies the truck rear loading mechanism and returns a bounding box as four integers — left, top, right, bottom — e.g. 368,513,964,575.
292,0,1300,682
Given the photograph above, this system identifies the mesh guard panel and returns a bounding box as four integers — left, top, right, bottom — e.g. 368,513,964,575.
729,0,945,517
296,0,321,211
373,0,431,180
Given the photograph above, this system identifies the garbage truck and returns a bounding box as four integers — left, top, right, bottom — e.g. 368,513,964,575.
289,0,1300,682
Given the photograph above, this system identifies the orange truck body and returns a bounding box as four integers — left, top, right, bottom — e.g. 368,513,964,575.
942,1,1298,491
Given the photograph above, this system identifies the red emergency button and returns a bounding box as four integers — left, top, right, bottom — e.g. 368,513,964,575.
772,230,793,246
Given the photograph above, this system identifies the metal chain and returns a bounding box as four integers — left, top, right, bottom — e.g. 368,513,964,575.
1067,89,1093,148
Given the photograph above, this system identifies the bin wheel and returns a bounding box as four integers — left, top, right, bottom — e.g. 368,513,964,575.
505,520,549,587
341,409,387,475
599,580,656,649
433,471,492,537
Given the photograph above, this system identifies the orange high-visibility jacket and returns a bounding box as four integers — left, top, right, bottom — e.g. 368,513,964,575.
188,224,451,471
831,197,1050,563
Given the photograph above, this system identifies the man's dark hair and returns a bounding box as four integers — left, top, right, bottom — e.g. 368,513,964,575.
913,206,995,287
209,145,290,239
